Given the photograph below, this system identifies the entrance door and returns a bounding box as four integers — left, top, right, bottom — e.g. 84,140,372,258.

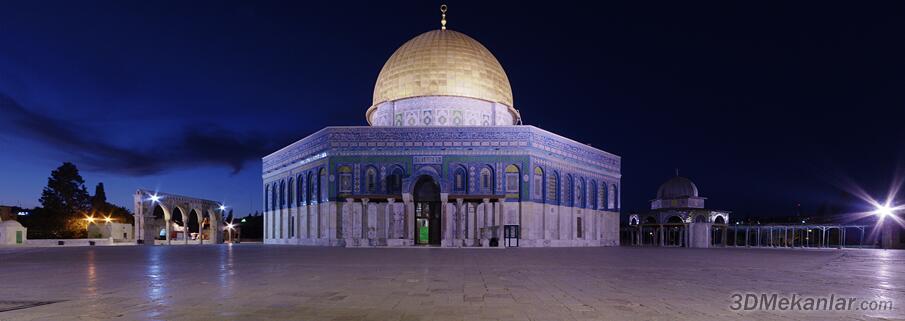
413,175,441,245
16,231,23,244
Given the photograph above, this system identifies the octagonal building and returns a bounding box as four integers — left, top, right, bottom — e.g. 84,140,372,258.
262,26,621,247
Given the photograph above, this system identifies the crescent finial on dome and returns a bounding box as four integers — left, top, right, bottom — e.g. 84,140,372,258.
440,4,448,30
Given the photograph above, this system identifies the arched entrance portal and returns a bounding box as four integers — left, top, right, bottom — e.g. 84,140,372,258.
413,175,441,245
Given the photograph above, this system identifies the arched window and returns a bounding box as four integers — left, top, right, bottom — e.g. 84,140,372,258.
546,171,559,203
565,175,573,207
279,180,285,208
479,166,493,193
271,183,277,210
386,166,403,194
264,184,270,211
505,165,520,197
533,167,543,200
589,180,598,210
287,178,294,207
338,165,353,194
306,172,314,205
453,166,467,193
601,184,609,210
612,184,619,210
318,168,327,202
576,177,585,208
297,175,304,206
365,166,378,194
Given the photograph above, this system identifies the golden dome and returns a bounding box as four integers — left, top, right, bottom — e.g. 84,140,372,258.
371,29,514,109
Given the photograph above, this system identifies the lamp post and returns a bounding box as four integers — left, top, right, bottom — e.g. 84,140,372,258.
85,215,95,238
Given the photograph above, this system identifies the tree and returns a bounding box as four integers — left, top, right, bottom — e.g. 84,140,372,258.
38,162,91,237
92,183,107,211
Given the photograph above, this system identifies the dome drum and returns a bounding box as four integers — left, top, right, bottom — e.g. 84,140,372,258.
367,95,515,126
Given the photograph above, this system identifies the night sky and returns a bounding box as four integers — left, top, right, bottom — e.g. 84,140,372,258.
1,1,903,219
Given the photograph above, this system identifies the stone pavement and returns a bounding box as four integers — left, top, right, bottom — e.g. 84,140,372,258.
0,245,901,320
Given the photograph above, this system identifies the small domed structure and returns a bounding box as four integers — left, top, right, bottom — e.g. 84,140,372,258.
651,175,706,210
656,176,699,199
626,173,729,248
0,220,27,245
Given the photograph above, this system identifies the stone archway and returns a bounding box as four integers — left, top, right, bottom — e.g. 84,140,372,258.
412,175,441,245
133,189,224,245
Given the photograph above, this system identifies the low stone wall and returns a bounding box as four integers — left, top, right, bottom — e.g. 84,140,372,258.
26,238,117,247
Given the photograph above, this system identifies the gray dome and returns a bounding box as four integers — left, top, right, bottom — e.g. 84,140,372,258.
656,176,699,199
0,220,24,228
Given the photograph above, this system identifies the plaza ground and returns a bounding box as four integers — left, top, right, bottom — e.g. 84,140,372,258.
0,245,901,320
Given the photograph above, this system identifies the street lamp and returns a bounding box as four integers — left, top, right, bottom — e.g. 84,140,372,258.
874,204,893,219
226,223,235,243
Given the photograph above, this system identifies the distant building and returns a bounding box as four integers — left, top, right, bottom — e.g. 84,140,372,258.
627,175,730,247
88,222,133,241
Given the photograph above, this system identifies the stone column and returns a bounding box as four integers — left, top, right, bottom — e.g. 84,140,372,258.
456,198,465,243
659,225,664,247
352,198,363,242
386,198,395,239
364,198,376,245
440,193,451,247
165,219,172,245
467,202,476,245
480,198,490,246
494,199,502,227
403,193,414,243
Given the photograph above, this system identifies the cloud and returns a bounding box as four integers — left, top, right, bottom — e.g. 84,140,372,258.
0,92,283,175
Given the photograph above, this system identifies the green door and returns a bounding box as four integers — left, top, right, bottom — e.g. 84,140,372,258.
16,231,23,244
417,218,429,245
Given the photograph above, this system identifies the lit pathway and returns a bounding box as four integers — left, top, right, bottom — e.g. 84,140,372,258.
0,245,901,320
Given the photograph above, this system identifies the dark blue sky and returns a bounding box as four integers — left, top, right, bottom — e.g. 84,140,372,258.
1,1,903,218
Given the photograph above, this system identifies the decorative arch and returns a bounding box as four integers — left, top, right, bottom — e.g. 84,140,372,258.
505,164,520,199
287,177,294,207
407,166,442,194
533,166,544,201
271,182,277,210
453,165,468,193
600,183,608,210
577,177,586,208
547,170,559,204
386,165,404,194
279,180,286,209
479,165,494,194
338,165,353,194
296,174,304,206
589,180,598,210
364,165,378,194
713,214,727,225
565,174,574,207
